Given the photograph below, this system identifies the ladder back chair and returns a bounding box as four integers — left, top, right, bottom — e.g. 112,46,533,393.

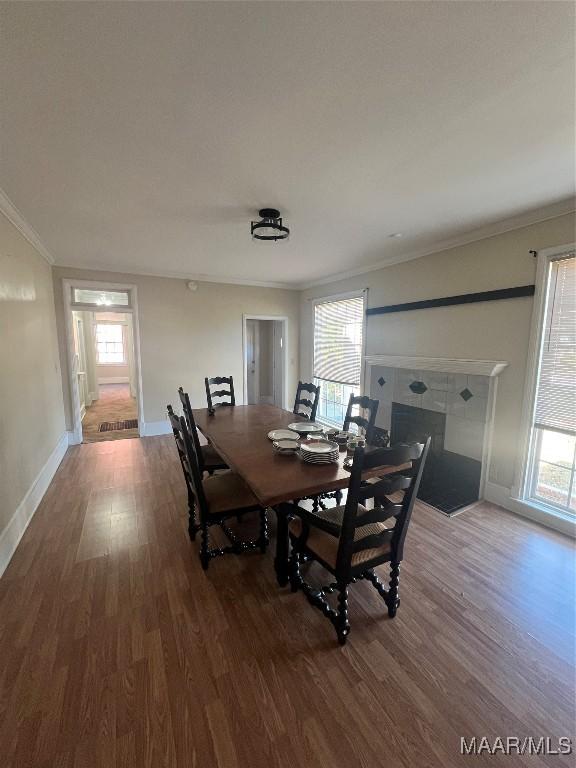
178,387,228,474
311,392,380,510
285,437,431,645
343,393,379,443
167,406,268,570
293,381,321,421
205,375,235,411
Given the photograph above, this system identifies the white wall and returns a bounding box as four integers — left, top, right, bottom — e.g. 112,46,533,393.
53,267,300,433
300,212,576,491
0,209,67,573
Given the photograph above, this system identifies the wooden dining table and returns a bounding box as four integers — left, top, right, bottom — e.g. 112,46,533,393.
193,404,409,585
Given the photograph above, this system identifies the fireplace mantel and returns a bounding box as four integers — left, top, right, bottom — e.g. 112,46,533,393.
364,355,508,378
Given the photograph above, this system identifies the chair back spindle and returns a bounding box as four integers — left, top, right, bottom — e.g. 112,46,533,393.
335,438,431,574
342,393,379,442
167,406,209,520
178,387,208,473
205,375,235,410
293,381,321,421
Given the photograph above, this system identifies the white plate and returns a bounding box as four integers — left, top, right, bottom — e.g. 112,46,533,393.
287,422,323,435
300,439,339,454
273,439,299,453
268,429,300,441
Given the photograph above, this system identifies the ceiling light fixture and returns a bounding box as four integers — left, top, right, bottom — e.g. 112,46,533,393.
251,208,289,241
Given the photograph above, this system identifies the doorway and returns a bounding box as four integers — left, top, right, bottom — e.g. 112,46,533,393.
243,315,288,408
65,281,144,444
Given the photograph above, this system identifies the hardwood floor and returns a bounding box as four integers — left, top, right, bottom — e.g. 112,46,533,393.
0,436,574,767
82,384,138,443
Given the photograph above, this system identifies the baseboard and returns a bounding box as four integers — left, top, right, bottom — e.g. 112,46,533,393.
67,430,81,445
98,377,129,384
141,420,172,437
0,432,69,578
484,481,575,538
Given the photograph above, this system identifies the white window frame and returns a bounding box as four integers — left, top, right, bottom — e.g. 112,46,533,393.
514,242,576,522
310,288,368,427
95,321,128,366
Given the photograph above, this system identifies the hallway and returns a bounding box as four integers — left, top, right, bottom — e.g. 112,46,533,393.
82,384,139,443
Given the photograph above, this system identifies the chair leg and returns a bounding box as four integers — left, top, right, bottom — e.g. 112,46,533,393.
186,487,198,541
188,512,197,542
259,509,269,554
200,524,210,571
364,569,388,604
289,546,302,593
335,489,343,505
387,561,401,618
336,582,350,645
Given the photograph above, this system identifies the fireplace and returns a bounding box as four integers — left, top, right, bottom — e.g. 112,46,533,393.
365,356,508,516
391,403,481,514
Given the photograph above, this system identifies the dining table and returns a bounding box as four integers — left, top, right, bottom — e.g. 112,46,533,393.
192,404,410,585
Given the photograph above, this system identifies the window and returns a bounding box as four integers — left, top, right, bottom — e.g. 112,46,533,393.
525,252,576,514
96,323,126,364
73,288,130,307
313,292,365,427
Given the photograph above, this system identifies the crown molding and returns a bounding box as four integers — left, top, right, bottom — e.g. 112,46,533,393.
297,199,576,290
0,186,55,265
54,260,300,291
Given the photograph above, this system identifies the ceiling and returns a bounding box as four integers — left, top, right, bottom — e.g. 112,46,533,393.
1,2,574,288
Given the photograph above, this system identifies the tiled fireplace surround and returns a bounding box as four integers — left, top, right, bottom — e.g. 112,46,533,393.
366,356,508,514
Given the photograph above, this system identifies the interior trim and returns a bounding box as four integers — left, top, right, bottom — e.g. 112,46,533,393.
0,432,68,578
364,354,508,377
0,185,55,265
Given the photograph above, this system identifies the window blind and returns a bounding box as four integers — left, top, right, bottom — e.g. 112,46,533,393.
313,295,364,386
534,253,576,435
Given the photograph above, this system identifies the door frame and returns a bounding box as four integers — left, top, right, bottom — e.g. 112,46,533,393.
242,315,289,409
63,279,145,444
245,319,260,405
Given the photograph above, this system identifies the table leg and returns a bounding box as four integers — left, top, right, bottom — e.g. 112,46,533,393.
274,503,291,587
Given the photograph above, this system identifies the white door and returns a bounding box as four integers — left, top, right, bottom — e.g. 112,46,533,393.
246,320,259,404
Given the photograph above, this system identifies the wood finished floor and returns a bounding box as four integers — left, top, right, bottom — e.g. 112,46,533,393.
1,436,574,768
82,384,138,443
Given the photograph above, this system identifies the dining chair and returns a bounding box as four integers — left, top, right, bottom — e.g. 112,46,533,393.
167,406,268,570
293,381,321,421
205,375,235,410
309,392,380,510
285,437,431,645
178,387,228,474
343,393,379,443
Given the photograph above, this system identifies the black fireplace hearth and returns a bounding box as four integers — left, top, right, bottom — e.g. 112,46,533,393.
391,402,481,514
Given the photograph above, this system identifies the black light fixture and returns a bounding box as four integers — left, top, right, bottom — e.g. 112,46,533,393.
251,208,289,241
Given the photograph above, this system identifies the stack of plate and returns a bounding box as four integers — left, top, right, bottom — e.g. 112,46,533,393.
299,439,339,465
